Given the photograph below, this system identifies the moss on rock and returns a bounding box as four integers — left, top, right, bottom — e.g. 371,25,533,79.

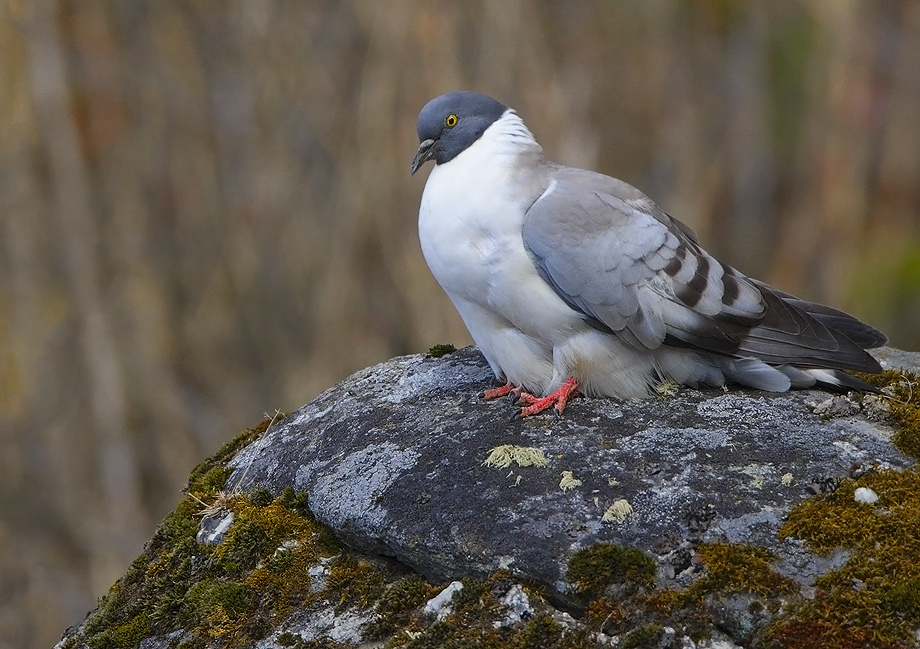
855,368,920,460
61,416,386,648
426,343,456,358
567,544,657,603
691,543,799,599
62,366,920,648
771,467,920,648
758,368,920,648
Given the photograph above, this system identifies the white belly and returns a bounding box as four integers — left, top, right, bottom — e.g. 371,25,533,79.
418,161,574,392
416,136,661,399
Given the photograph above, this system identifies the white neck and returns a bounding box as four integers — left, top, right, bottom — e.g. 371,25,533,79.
486,109,542,157
421,110,544,215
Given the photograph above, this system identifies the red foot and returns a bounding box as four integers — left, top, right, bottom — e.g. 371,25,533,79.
517,378,580,417
483,382,517,400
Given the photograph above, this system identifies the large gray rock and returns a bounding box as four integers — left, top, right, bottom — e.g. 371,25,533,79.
229,346,917,598
57,345,920,649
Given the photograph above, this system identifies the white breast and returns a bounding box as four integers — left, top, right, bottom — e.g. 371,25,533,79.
417,113,582,394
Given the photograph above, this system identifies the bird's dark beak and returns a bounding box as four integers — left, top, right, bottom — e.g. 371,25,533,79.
410,138,436,175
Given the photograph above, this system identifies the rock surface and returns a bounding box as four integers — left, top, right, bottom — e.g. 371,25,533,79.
57,345,920,649
229,346,914,597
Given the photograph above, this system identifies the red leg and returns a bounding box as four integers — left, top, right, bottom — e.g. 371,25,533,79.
515,391,540,405
518,378,580,417
483,381,517,400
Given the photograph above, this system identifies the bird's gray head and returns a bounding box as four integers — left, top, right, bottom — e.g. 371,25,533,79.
410,91,508,175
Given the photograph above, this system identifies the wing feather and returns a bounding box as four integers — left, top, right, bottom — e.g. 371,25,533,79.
522,166,883,374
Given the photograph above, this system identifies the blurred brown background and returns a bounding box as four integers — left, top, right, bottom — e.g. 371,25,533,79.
1,1,919,646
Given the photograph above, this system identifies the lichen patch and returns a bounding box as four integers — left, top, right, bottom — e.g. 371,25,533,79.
559,470,583,492
601,499,634,524
482,444,549,469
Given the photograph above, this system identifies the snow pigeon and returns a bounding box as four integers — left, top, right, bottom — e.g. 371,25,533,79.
410,91,887,416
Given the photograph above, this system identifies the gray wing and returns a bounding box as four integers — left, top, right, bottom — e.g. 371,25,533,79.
522,166,884,373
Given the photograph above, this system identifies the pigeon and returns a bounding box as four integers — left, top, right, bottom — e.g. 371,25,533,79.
410,91,887,416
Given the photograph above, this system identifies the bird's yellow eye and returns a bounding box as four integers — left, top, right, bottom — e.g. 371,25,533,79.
445,114,458,127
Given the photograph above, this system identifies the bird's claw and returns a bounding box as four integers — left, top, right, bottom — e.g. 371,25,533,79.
514,378,580,418
515,391,539,406
483,382,516,400
486,379,580,418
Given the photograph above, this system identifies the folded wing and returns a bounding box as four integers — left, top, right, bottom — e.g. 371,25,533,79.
522,165,885,377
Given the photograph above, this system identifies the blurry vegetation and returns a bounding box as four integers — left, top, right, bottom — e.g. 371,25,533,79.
0,1,919,647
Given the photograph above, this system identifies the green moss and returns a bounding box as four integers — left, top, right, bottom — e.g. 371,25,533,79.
178,580,255,628
567,544,657,602
387,572,599,649
426,343,456,358
64,415,358,649
249,487,274,507
628,542,801,643
87,612,151,649
566,545,680,643
509,614,564,648
853,368,920,460
75,486,347,648
210,496,328,575
692,543,798,599
881,577,920,625
274,637,351,649
363,574,440,640
68,415,492,649
763,368,920,647
186,415,284,495
618,623,664,649
326,554,388,609
188,464,233,496
772,466,920,648
279,486,312,515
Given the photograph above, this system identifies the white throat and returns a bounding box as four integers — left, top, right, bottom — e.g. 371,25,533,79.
417,110,545,302
419,110,543,210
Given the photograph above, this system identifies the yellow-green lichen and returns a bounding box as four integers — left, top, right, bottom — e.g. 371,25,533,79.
655,379,680,398
482,444,549,468
601,499,634,524
559,470,582,492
